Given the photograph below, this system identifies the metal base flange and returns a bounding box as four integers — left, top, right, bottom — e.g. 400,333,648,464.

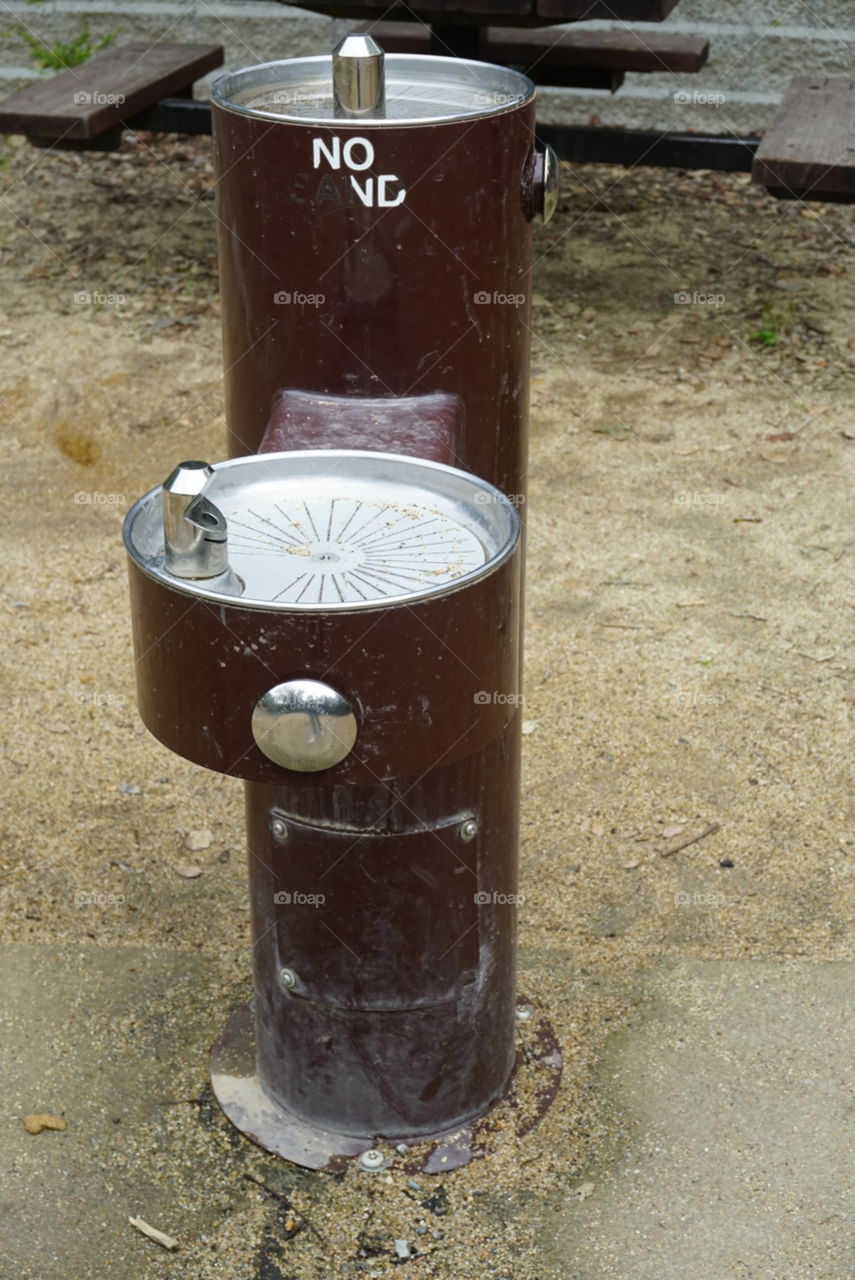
210,997,562,1174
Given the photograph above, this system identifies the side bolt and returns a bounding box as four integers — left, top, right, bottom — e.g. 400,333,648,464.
280,967,297,990
358,1148,385,1172
459,819,478,843
271,818,288,842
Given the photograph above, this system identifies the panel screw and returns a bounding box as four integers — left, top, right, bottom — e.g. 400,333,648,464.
271,818,288,842
459,819,478,843
280,967,296,989
358,1148,385,1171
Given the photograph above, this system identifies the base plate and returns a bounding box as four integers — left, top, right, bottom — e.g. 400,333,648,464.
209,998,562,1174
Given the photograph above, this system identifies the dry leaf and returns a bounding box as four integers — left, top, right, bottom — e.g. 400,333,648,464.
662,824,684,839
174,863,203,879
23,1113,66,1134
572,1181,596,1200
623,859,641,870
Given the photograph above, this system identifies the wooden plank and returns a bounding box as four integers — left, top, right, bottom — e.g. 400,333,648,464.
366,21,708,73
0,42,223,140
297,0,536,18
486,25,707,72
536,0,680,15
293,0,678,26
752,77,855,199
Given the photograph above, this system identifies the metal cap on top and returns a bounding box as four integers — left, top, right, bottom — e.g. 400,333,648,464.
332,34,386,118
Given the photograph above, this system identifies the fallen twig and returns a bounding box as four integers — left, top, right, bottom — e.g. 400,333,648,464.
659,823,721,858
243,1174,326,1244
129,1217,178,1251
244,1172,290,1203
766,406,830,441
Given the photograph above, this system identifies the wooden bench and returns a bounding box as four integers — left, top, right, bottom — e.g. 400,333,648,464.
752,77,855,202
0,19,708,146
362,21,708,90
0,41,223,149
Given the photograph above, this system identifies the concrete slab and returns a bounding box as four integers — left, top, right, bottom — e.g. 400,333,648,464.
0,946,239,1280
544,962,854,1280
3,950,852,1278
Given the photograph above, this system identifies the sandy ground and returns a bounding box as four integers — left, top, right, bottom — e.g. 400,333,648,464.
0,130,853,1279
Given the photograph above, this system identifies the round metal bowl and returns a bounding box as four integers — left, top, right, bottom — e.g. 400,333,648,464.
124,449,520,614
211,53,534,127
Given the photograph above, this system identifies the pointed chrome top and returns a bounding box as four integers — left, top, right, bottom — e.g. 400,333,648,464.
332,34,386,118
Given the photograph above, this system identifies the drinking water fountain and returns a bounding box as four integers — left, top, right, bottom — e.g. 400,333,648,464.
124,37,561,1171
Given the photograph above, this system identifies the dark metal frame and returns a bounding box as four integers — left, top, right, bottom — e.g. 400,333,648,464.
538,123,760,172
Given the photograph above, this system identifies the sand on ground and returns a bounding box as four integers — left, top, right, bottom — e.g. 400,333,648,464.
0,131,853,1278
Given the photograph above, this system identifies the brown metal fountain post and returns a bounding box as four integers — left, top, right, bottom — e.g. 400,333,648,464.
124,40,560,1171
211,37,557,492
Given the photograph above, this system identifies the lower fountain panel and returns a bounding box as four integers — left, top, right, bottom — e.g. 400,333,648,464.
240,724,520,1139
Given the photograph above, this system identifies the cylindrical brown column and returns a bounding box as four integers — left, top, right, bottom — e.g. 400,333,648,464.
211,54,540,498
201,55,545,1158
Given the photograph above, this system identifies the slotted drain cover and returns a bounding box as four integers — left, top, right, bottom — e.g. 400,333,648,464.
125,450,519,612
228,493,486,605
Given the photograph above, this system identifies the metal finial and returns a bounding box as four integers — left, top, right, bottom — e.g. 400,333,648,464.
332,34,385,118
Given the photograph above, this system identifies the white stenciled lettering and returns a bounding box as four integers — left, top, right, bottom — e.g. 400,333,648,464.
312,136,341,169
350,176,374,206
342,136,374,170
311,136,405,206
377,174,406,207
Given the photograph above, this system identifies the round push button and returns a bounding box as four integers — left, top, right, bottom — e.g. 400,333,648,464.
251,679,357,772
